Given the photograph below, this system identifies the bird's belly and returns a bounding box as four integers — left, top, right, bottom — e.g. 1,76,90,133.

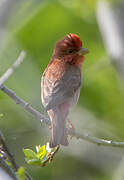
67,88,80,107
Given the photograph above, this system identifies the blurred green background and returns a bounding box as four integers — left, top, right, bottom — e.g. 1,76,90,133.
1,0,124,179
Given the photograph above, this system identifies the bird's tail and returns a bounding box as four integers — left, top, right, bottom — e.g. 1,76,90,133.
48,105,69,148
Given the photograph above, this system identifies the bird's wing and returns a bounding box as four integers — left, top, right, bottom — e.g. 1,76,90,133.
41,64,81,110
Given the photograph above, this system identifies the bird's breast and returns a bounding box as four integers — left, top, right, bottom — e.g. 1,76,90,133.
45,59,66,81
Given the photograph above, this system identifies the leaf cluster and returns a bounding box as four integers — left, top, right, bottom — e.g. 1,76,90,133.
23,144,58,167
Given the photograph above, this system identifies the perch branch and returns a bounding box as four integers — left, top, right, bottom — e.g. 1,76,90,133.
0,49,124,148
0,85,50,125
0,85,124,148
68,129,124,148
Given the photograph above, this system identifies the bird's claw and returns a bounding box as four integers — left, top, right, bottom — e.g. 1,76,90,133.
68,119,75,131
67,120,75,139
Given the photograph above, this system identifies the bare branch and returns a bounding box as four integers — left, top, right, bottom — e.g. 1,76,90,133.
0,51,26,86
0,85,50,125
1,85,124,148
68,129,124,148
0,131,18,171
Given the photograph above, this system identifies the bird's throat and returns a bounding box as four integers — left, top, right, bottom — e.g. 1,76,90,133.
69,56,85,68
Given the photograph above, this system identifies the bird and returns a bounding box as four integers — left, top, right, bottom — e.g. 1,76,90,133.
41,33,89,148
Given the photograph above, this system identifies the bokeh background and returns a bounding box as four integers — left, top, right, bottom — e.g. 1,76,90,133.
1,0,124,179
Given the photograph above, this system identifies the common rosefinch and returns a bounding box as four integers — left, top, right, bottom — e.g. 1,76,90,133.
41,33,89,148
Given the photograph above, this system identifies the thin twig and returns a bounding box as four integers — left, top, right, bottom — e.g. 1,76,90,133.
0,85,50,125
0,131,18,171
0,131,33,180
0,156,18,180
41,145,60,167
68,129,124,148
0,51,26,87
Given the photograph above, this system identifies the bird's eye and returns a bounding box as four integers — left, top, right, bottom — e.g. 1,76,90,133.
68,50,73,54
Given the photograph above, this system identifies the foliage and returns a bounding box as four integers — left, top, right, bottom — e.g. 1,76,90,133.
23,144,58,167
17,167,26,180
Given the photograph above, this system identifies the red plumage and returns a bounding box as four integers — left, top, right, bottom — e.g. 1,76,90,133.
41,33,89,148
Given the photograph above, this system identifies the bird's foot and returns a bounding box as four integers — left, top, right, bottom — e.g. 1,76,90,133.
67,120,75,139
68,119,75,131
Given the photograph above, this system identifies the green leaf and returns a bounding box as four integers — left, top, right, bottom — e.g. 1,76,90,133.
36,145,47,160
23,148,42,165
23,143,59,166
23,148,37,159
16,167,26,180
25,158,41,165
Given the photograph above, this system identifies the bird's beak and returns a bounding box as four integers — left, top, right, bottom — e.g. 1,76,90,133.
78,48,89,56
